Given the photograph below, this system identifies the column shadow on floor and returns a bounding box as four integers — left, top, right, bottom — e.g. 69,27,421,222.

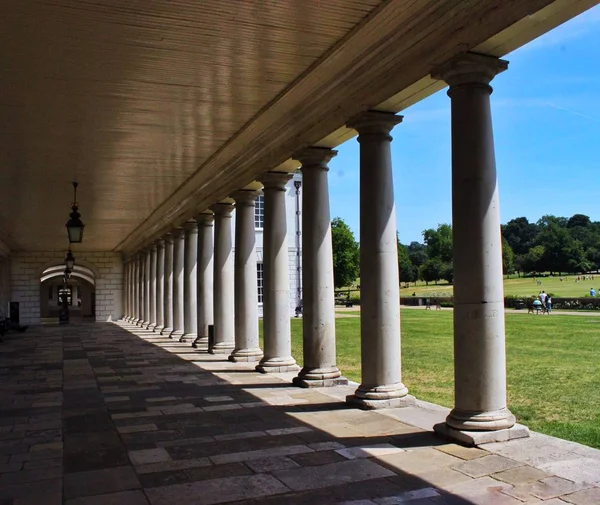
0,322,491,505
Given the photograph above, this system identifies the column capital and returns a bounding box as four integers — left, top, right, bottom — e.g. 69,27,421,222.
210,202,235,216
431,52,508,88
149,242,157,251
231,190,260,206
171,228,185,239
183,219,198,233
157,238,165,249
259,171,292,191
196,212,215,225
293,147,337,169
163,232,173,244
347,110,402,137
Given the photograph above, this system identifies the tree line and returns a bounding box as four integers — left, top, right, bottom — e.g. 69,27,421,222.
331,213,600,289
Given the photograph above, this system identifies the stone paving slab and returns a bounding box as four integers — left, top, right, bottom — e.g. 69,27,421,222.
0,321,599,504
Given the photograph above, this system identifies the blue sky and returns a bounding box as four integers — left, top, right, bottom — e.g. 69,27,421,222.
328,5,600,244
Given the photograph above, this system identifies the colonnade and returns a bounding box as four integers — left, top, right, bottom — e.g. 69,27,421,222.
122,53,523,441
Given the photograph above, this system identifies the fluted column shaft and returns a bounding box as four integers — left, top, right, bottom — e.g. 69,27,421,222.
162,234,174,335
433,53,515,432
155,239,165,332
182,221,198,342
210,203,235,354
194,214,214,347
293,148,343,387
148,244,157,330
256,173,298,373
346,111,412,409
230,191,262,362
171,229,185,339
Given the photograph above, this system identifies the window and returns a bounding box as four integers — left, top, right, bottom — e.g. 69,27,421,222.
256,262,264,303
255,195,264,229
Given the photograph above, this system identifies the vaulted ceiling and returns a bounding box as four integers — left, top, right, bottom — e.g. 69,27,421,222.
0,0,596,253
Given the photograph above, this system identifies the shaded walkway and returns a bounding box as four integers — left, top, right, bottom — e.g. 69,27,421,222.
0,323,598,504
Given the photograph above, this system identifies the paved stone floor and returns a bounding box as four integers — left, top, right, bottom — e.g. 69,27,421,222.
0,322,599,505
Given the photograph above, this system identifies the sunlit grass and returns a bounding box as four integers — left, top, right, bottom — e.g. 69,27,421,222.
262,310,600,448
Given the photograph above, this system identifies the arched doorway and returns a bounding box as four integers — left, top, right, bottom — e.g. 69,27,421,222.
39,265,96,322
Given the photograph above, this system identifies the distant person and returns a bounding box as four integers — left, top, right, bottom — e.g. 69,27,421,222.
546,295,552,313
539,291,547,304
590,288,596,297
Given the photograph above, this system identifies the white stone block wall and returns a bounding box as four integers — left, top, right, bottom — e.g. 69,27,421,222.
10,251,123,325
0,255,11,319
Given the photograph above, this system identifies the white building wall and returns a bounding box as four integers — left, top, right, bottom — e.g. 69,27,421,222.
232,173,303,317
10,251,123,325
0,255,11,320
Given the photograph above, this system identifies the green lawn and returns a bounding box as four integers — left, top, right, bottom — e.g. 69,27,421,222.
262,310,600,449
395,275,600,299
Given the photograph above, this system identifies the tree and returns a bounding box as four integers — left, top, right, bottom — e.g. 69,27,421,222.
420,258,444,285
501,217,538,256
441,262,453,284
397,238,417,283
502,237,515,275
407,241,428,268
422,224,453,263
567,214,591,229
331,217,360,288
522,245,545,274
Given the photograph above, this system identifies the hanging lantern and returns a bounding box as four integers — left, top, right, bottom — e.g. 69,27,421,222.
65,181,85,243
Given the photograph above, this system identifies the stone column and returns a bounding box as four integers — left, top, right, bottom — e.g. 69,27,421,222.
293,148,344,387
148,243,157,330
209,203,235,354
162,233,174,336
431,53,521,441
182,220,198,343
127,260,133,321
155,239,165,333
346,111,412,409
123,260,129,320
256,173,298,373
193,213,214,348
134,253,141,324
230,191,263,362
142,248,151,328
171,228,185,340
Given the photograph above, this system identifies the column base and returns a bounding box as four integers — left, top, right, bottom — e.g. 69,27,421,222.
434,422,530,447
293,367,347,388
229,348,263,363
255,357,299,374
192,336,208,348
346,382,414,410
160,326,173,336
170,330,184,340
153,325,164,333
140,320,150,328
446,407,516,431
180,332,197,343
148,323,157,331
209,342,235,354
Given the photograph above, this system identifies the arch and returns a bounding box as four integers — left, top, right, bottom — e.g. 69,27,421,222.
35,257,100,280
40,270,95,286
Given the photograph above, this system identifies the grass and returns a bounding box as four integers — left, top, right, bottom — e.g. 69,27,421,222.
262,310,600,449
395,275,600,299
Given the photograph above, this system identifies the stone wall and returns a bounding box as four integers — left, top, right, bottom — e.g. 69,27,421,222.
11,251,123,325
0,255,10,319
